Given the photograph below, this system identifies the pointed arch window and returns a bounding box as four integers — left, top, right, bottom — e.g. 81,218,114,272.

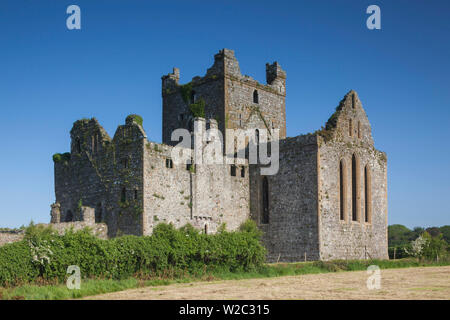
364,165,372,223
253,90,259,104
261,177,269,224
351,154,359,221
339,159,347,221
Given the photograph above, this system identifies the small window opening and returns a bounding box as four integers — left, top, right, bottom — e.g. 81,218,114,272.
231,165,236,176
253,90,259,104
121,187,127,202
75,138,81,153
241,167,245,178
358,121,361,139
166,158,173,168
349,119,353,137
95,203,102,223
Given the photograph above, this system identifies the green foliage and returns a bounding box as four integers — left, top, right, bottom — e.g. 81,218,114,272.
421,232,448,262
2,257,449,300
52,153,71,164
189,98,206,118
0,220,265,287
439,225,450,243
388,225,449,261
126,114,143,126
180,83,193,104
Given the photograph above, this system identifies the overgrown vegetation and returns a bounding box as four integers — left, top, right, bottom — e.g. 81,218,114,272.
52,153,71,164
1,257,448,300
179,82,205,118
126,114,143,127
0,220,265,288
189,98,206,118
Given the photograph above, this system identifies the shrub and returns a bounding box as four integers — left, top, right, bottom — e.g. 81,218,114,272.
0,220,266,287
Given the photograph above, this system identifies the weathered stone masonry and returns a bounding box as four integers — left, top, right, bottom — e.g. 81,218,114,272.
49,49,388,261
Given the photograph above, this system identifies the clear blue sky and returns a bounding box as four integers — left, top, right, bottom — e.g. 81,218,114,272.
0,0,449,229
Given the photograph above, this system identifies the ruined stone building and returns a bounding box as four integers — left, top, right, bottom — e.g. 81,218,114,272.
51,49,388,261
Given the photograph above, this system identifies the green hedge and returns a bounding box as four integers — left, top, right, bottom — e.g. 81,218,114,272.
0,220,265,287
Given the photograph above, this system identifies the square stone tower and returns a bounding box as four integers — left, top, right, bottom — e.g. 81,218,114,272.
162,49,287,147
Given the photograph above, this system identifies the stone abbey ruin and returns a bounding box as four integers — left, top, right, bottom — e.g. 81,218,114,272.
49,49,388,261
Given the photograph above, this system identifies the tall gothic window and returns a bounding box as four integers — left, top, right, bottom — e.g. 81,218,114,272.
349,119,353,137
339,160,346,221
261,177,269,224
352,154,358,221
364,165,372,223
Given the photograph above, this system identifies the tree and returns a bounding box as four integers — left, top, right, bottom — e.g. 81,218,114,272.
439,225,450,243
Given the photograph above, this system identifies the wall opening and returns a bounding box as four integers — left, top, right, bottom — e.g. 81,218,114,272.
66,210,73,222
230,165,236,176
349,119,353,137
204,224,208,234
121,187,127,202
191,90,196,103
255,129,260,163
166,158,173,168
352,154,358,221
253,90,259,104
364,165,372,223
339,160,346,221
134,189,138,200
261,177,269,224
352,93,356,109
358,121,361,139
95,203,102,223
241,167,245,178
75,138,81,153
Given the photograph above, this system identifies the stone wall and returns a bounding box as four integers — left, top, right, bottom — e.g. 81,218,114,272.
316,91,388,260
251,135,321,262
51,50,388,262
54,116,145,237
142,138,250,235
162,49,287,150
0,230,24,246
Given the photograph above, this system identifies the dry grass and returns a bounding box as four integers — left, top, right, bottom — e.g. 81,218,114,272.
85,266,450,300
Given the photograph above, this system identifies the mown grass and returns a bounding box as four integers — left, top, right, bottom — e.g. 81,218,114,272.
1,258,448,300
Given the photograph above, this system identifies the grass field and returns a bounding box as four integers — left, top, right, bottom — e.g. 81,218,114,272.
1,258,449,300
87,266,450,300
